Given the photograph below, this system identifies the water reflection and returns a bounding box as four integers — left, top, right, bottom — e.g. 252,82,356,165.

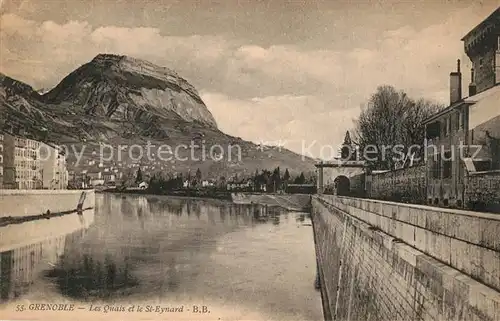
39,196,289,301
46,251,139,300
0,219,91,303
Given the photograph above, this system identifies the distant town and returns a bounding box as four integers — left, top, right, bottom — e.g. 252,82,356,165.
0,126,316,195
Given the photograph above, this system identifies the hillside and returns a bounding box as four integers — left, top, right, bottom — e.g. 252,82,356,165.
0,55,316,179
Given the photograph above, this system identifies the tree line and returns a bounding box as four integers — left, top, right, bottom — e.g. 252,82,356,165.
140,166,314,193
251,167,312,192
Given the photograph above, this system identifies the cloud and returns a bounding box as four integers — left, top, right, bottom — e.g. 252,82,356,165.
0,14,231,88
0,8,481,99
0,12,35,36
201,91,359,158
232,45,343,84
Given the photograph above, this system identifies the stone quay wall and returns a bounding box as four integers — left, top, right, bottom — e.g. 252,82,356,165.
231,193,311,211
311,194,500,321
0,189,95,218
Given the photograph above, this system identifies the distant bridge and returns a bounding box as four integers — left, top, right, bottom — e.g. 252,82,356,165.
315,160,365,195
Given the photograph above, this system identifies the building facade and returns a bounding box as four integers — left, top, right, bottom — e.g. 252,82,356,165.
2,134,42,189
462,8,500,93
1,133,68,190
424,8,500,208
39,143,69,190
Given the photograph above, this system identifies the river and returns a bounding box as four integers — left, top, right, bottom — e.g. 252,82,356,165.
0,193,323,320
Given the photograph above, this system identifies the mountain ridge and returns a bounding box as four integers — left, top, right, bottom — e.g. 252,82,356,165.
0,54,316,178
40,53,218,129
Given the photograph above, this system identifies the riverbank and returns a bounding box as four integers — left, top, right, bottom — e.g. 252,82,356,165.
0,189,95,219
102,188,233,201
231,193,312,211
101,189,312,211
102,189,311,212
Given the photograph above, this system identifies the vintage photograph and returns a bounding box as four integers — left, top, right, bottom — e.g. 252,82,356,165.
0,0,499,320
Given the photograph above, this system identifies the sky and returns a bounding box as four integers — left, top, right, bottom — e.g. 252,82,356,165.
1,0,499,158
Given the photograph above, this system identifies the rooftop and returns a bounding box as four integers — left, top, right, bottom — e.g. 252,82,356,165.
463,83,500,104
424,84,500,125
466,85,500,129
423,99,465,124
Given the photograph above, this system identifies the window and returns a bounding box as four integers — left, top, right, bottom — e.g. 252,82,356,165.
473,160,492,172
443,151,452,179
433,154,441,179
456,111,461,130
426,121,441,140
479,58,483,69
443,117,450,136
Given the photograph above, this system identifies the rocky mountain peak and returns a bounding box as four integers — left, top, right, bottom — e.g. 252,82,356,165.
90,54,178,76
41,54,217,129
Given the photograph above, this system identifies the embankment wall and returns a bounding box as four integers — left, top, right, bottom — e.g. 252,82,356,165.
312,195,500,321
0,210,94,253
0,189,95,218
231,193,311,211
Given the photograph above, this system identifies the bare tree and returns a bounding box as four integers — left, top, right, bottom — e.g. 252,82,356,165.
353,85,443,170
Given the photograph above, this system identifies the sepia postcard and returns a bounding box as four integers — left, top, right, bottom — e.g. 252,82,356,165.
0,1,499,320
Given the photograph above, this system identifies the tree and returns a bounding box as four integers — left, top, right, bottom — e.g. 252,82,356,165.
340,130,357,161
253,169,260,191
194,168,202,187
354,85,443,170
135,168,143,184
186,171,192,188
84,175,91,187
149,174,160,192
283,168,290,182
218,175,226,189
282,168,291,191
294,172,306,184
271,167,281,192
258,169,272,192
